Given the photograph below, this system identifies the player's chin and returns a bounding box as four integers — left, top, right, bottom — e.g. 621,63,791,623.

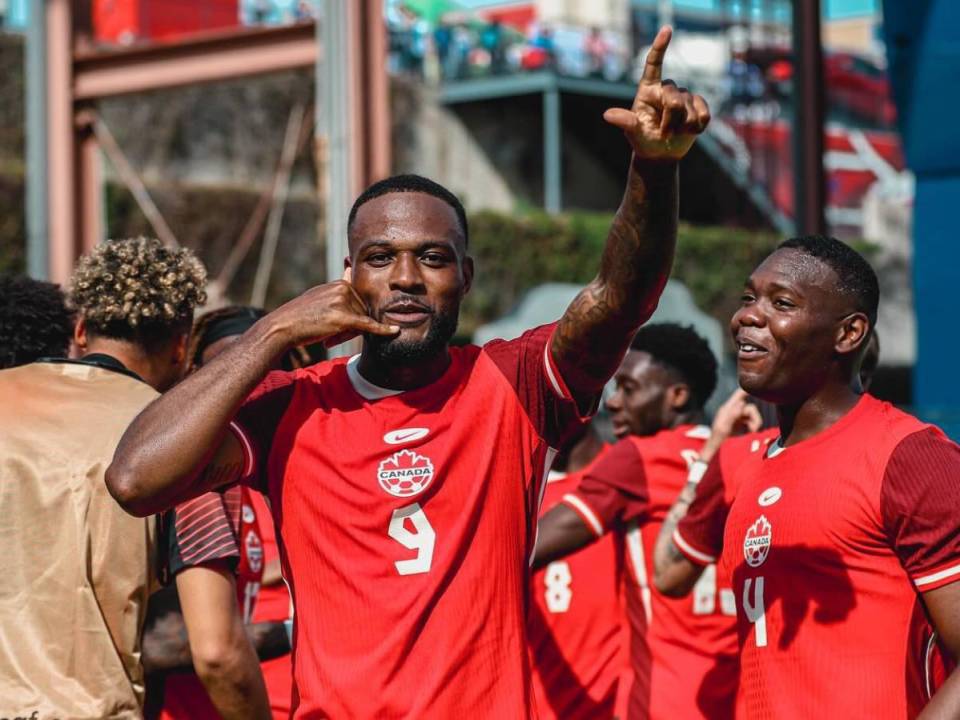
736,369,771,400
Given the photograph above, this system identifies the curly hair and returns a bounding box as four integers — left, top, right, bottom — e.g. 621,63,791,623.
69,237,207,348
0,275,74,369
630,323,718,409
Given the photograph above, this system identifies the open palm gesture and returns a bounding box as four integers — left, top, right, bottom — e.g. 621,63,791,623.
604,27,711,161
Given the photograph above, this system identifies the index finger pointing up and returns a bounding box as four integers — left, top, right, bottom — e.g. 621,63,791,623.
641,26,673,84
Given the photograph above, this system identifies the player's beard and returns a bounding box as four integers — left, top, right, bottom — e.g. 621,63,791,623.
365,307,459,366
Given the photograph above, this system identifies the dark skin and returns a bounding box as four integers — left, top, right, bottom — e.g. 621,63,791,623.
731,248,960,718
533,349,703,570
105,26,709,521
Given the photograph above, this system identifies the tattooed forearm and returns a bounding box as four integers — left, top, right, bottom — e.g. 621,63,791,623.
652,480,705,596
553,158,679,398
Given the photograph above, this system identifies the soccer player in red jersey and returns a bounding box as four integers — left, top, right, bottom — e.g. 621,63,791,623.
107,28,712,718
534,323,738,720
654,335,880,598
715,235,960,718
528,422,626,720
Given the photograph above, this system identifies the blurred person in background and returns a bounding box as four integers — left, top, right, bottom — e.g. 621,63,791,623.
529,418,628,720
585,27,609,78
534,324,740,720
193,306,298,720
0,274,73,368
144,306,296,720
0,238,207,718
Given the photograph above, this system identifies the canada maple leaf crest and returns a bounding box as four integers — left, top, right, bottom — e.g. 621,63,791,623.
743,515,772,568
377,449,435,498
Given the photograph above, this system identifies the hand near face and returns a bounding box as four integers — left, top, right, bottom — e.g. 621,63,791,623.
267,280,400,350
603,26,711,162
712,388,763,441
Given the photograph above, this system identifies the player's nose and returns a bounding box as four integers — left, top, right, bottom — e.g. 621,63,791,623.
388,252,426,293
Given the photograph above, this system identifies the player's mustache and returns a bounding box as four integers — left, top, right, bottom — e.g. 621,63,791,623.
375,295,434,317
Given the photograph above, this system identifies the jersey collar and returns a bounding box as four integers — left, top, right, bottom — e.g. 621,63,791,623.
346,354,404,400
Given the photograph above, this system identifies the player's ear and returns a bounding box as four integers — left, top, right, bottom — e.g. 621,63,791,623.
461,256,474,297
343,263,353,284
667,383,691,412
73,315,88,353
835,312,870,357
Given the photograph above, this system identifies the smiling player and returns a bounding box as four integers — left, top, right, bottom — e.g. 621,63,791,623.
719,235,960,718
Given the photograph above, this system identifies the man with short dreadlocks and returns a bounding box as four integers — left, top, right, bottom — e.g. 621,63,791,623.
0,238,269,720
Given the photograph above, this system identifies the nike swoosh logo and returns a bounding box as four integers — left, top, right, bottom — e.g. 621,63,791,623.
383,428,430,445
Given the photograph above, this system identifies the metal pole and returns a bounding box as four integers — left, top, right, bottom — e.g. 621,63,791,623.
543,85,562,213
318,0,354,356
26,0,49,279
791,0,826,236
319,0,351,282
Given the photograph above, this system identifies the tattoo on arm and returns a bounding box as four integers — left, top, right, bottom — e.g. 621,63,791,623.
655,482,698,568
553,160,678,398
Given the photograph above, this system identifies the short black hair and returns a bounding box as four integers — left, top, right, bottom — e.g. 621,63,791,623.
0,274,74,369
347,174,469,247
777,235,879,326
630,323,718,409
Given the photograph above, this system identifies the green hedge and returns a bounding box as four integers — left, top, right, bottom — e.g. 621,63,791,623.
461,208,783,337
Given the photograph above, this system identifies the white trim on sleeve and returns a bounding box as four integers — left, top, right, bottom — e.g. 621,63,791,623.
228,421,256,479
543,341,571,400
672,527,717,565
562,493,604,537
915,561,960,589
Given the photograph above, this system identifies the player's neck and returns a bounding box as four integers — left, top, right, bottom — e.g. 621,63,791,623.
775,380,862,448
83,339,165,391
356,348,452,391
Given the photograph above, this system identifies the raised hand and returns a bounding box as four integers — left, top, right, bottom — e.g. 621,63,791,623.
603,26,711,161
711,389,763,442
268,281,399,349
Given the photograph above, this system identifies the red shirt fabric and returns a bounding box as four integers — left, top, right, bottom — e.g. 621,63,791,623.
233,324,588,718
248,490,294,720
674,430,778,566
562,425,739,720
720,395,960,719
528,456,628,720
158,486,264,719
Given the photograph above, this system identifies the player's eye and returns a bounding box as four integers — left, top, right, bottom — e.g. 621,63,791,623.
421,252,449,266
740,292,755,304
366,253,392,266
773,297,795,309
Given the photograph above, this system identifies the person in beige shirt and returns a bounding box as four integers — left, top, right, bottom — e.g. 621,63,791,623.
0,237,270,719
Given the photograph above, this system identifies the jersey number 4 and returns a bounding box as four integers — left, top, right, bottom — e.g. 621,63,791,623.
388,503,436,575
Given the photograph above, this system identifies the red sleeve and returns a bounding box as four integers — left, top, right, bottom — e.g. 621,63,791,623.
560,439,648,536
159,486,242,583
881,428,960,592
232,369,298,492
483,323,595,448
674,456,727,566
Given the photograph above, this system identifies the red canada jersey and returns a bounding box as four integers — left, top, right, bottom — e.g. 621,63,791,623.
562,425,739,720
233,324,587,718
529,458,627,720
158,485,264,720
674,429,778,567
721,395,960,719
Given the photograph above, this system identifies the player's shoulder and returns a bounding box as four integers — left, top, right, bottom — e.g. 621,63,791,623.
628,424,709,455
859,394,942,454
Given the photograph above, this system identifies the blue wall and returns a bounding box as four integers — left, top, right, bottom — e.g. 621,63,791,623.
882,0,960,435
